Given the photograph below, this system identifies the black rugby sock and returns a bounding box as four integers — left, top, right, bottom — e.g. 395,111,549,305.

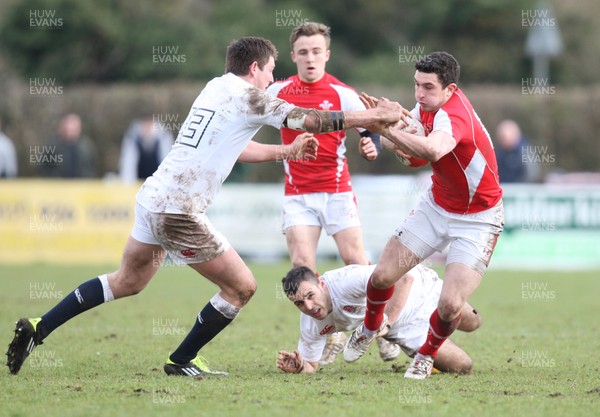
169,301,233,364
38,277,106,340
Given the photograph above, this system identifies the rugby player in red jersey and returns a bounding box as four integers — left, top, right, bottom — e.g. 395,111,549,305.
345,51,504,379
268,22,398,365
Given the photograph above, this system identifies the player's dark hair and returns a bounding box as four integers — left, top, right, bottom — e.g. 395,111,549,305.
282,266,318,297
290,22,331,49
415,51,460,88
225,37,278,76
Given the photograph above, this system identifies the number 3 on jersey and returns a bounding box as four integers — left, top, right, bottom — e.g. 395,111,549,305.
177,107,216,148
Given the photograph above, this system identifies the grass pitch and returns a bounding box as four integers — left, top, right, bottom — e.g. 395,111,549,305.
1,262,599,417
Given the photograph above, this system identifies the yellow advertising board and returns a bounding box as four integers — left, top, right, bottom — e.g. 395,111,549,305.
2,179,599,269
0,180,139,264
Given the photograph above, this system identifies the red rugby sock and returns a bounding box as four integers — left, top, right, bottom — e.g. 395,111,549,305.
364,280,395,331
418,309,462,357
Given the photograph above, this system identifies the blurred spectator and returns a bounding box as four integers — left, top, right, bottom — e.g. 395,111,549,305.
494,119,539,183
41,113,97,178
0,120,17,177
119,115,173,183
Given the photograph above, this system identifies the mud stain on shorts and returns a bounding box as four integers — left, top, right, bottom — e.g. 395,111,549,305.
145,211,227,264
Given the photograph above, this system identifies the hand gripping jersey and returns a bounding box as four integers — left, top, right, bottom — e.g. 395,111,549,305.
137,73,295,214
267,73,366,195
415,88,503,214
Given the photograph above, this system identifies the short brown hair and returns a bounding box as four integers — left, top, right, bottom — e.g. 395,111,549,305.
282,266,318,297
415,51,460,88
289,22,331,49
225,37,278,76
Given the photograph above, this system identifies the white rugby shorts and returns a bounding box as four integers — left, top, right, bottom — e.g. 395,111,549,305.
281,191,361,236
130,203,230,264
386,267,442,357
396,188,504,275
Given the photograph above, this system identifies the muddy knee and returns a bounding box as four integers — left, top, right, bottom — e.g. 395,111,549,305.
237,283,256,307
228,277,257,307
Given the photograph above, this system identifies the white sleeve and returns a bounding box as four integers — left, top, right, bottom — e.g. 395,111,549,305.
432,108,453,136
331,84,366,133
243,87,295,129
332,84,365,112
411,104,420,121
297,314,327,363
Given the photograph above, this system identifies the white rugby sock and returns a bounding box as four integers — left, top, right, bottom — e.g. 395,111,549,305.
98,274,115,302
209,293,241,320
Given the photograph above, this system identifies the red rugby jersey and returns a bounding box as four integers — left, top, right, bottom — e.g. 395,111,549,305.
417,88,503,214
267,73,365,195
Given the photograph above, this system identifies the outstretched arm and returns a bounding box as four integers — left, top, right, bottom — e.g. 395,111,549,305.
283,98,410,134
238,133,318,163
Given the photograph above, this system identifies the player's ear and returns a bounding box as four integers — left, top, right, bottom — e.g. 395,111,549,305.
291,50,300,65
324,49,331,63
446,83,457,95
248,61,259,75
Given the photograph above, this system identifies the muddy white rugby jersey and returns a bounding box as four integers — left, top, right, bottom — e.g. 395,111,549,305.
137,72,295,214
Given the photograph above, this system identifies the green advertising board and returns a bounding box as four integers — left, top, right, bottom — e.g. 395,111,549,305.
492,184,600,269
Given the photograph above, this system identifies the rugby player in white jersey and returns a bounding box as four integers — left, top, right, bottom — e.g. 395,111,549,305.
277,264,481,374
6,37,404,378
